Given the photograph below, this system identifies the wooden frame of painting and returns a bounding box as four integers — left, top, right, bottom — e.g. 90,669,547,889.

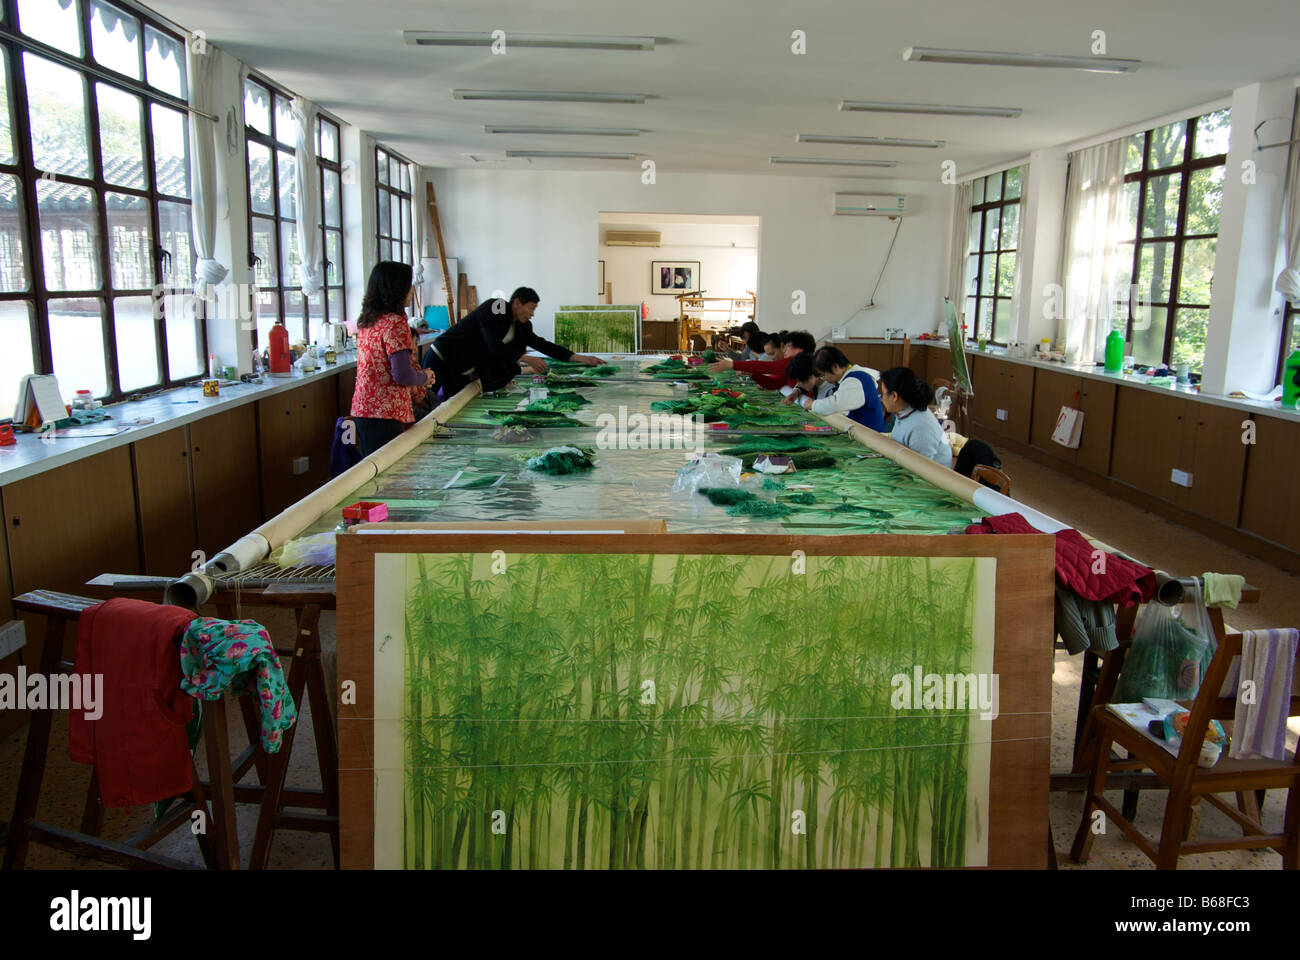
651,260,701,295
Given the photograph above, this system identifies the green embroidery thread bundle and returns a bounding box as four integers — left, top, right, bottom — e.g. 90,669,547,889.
544,375,602,388
497,410,582,428
719,437,814,456
491,425,536,443
726,499,793,518
525,446,597,474
784,492,817,505
645,357,689,374
701,350,717,362
697,487,755,506
526,391,591,412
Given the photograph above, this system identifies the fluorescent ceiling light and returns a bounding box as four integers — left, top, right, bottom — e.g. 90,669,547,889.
840,100,1022,119
485,125,641,136
506,150,636,160
453,89,646,103
769,157,897,167
902,46,1140,73
797,134,944,149
406,31,654,50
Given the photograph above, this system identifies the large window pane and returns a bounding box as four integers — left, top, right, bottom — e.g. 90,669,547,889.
144,26,185,98
244,80,270,135
966,212,980,254
318,119,338,163
970,176,983,205
0,174,30,292
163,292,203,379
157,200,192,287
106,192,151,289
1003,167,1022,200
1137,242,1174,304
38,180,101,291
984,172,1002,203
1118,181,1140,241
378,238,390,261
308,291,324,345
1185,166,1224,235
390,192,401,240
49,297,107,397
979,253,994,296
97,84,146,188
280,220,300,287
274,95,295,147
964,254,978,296
977,297,993,341
993,298,1011,343
255,289,278,347
1179,237,1216,306
328,287,343,326
377,149,389,186
323,168,340,227
283,288,304,339
1172,307,1208,374
1147,121,1186,170
1123,133,1145,174
0,301,35,405
982,207,1000,250
247,140,273,214
251,217,276,287
18,0,83,56
113,295,158,390
90,1,142,80
1132,306,1168,367
277,149,296,220
151,103,189,198
388,155,399,188
0,49,14,165
378,189,390,240
1141,173,1182,238
996,253,1016,297
999,203,1019,250
1193,108,1231,159
325,229,341,284
25,54,91,178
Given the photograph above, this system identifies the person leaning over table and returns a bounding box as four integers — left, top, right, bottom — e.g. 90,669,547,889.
349,261,436,457
793,345,887,431
709,330,815,389
421,286,604,397
781,351,833,404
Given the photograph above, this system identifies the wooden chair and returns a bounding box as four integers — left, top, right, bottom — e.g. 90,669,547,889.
1070,624,1300,869
970,465,1011,495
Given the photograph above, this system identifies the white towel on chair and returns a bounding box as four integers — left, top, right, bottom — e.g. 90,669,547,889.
1229,628,1298,761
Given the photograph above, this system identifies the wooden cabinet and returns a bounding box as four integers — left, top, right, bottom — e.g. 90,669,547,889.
1110,388,1190,503
639,320,678,351
257,379,338,519
1076,381,1117,476
1029,369,1116,475
1240,415,1300,552
132,426,197,575
191,404,261,559
337,365,357,417
1029,368,1078,464
1185,405,1250,528
968,355,1033,444
906,342,929,384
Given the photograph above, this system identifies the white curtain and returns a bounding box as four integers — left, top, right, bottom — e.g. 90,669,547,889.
945,180,973,311
1276,91,1300,303
292,96,325,295
186,40,227,293
411,164,425,286
1059,138,1128,364
1009,162,1029,343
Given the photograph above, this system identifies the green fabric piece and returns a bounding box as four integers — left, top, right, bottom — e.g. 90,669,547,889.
527,391,591,412
698,487,755,506
831,503,893,518
497,411,582,428
526,446,597,474
726,499,793,518
701,350,717,362
544,375,602,388
1202,572,1244,609
181,618,296,753
654,370,710,380
720,437,814,456
785,492,816,504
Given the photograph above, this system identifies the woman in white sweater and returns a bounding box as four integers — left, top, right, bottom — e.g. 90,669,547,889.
879,367,953,469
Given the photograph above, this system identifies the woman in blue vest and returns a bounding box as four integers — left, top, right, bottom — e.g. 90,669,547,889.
795,346,886,431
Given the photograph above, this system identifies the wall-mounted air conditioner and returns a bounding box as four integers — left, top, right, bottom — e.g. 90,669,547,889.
604,230,661,247
832,194,908,216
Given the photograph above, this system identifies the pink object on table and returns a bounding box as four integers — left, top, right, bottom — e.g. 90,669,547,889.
342,501,388,522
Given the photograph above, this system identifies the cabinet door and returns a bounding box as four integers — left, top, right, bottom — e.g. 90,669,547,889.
1030,368,1079,461
1002,366,1034,445
1075,381,1116,476
1239,415,1300,551
865,343,894,373
1184,405,1250,528
192,404,261,558
132,427,197,574
838,343,873,367
337,365,357,417
296,376,338,492
968,356,998,431
907,343,929,384
1110,388,1188,502
258,389,299,519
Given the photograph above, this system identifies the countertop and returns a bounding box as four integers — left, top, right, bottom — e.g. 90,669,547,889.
832,337,1300,424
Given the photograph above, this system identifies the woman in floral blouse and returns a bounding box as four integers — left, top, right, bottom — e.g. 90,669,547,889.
349,262,435,456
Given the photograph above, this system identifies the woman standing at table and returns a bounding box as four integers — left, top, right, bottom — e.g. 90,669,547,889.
349,261,435,457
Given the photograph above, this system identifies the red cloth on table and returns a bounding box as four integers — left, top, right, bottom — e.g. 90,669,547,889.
732,354,790,390
69,598,199,807
965,512,1156,606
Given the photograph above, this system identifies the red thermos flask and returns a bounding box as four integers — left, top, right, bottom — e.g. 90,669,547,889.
268,322,291,374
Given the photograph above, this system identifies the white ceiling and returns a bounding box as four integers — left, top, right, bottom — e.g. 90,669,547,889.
147,0,1300,179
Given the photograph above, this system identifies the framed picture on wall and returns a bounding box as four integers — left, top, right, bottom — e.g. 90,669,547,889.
597,260,605,296
651,261,701,295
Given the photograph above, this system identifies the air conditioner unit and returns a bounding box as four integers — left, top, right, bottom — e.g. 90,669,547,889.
604,230,661,247
832,193,908,217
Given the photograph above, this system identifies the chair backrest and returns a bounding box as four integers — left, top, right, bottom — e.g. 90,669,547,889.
954,437,1001,479
970,464,1011,495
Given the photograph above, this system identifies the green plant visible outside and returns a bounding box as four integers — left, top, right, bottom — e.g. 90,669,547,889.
401,551,982,869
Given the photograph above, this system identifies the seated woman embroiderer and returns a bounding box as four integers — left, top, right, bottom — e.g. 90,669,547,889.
781,352,833,404
422,286,604,396
795,346,886,430
350,261,436,457
709,330,815,389
879,366,954,469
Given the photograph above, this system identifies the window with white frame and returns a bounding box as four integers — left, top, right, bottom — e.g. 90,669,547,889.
963,167,1021,345
375,144,412,266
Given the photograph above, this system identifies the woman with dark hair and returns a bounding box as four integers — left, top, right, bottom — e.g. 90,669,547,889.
349,261,434,456
879,366,952,468
710,330,815,389
800,346,886,430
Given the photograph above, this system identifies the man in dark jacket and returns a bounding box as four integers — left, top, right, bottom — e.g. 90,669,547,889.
422,287,603,395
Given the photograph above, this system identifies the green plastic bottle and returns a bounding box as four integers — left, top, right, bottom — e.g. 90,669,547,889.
1283,349,1300,407
1104,329,1125,373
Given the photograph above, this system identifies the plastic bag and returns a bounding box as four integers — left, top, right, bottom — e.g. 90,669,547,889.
276,532,337,568
1115,580,1215,702
671,452,742,496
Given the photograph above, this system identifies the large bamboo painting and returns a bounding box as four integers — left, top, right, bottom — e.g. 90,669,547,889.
371,551,995,869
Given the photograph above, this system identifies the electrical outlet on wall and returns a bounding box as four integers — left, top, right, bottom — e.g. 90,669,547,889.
1171,469,1193,488
996,409,1009,422
0,620,27,660
292,457,309,476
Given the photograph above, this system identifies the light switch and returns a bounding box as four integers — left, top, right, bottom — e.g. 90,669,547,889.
996,409,1009,421
292,456,310,476
1171,468,1193,488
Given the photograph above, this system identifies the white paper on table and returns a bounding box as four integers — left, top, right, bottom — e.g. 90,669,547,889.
1239,385,1283,402
779,385,796,397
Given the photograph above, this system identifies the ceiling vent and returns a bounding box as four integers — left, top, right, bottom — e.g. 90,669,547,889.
604,230,661,247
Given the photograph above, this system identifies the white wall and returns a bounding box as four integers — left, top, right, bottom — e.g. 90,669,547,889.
599,221,757,318
423,169,951,342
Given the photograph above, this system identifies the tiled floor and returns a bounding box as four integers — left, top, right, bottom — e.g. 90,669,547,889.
1,449,1296,869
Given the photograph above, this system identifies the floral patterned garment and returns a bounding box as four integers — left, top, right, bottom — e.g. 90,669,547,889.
351,312,415,423
179,618,297,753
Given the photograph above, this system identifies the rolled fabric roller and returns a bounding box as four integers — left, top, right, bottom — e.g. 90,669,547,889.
1154,572,1186,606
